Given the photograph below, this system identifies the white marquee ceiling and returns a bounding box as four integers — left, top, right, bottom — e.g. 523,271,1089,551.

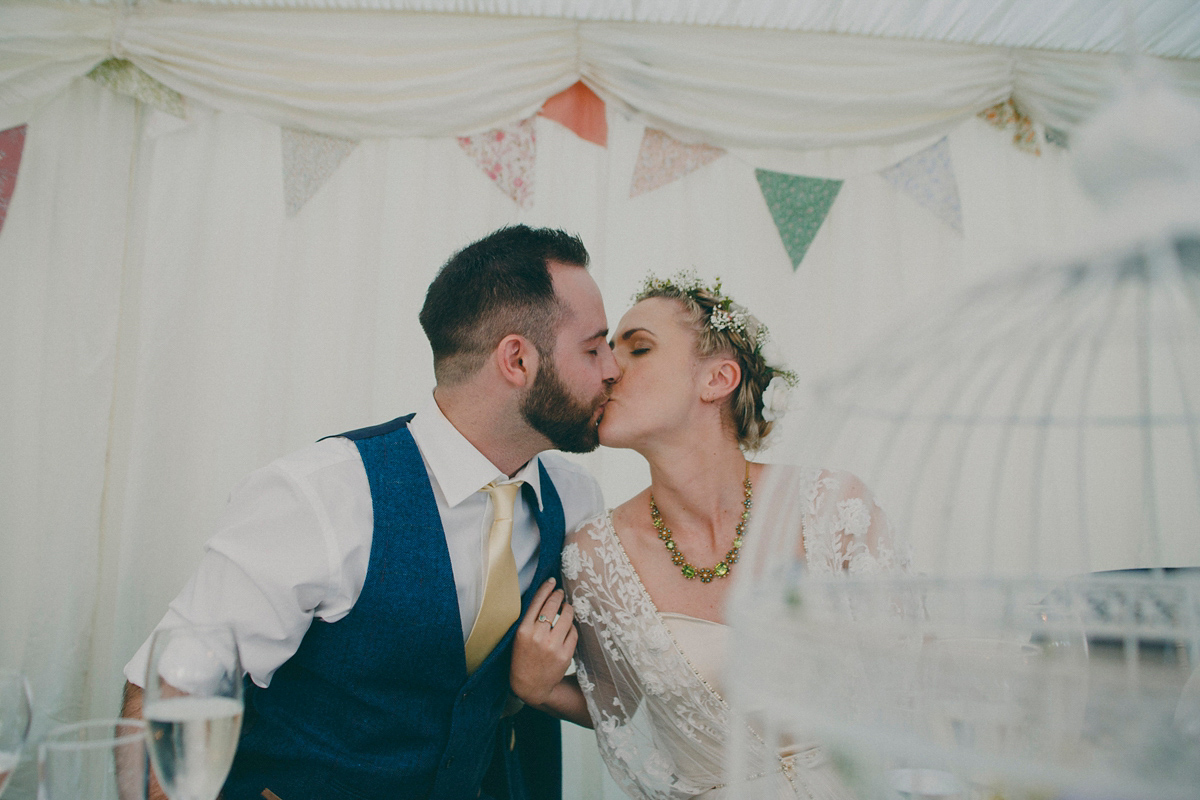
50,0,1200,59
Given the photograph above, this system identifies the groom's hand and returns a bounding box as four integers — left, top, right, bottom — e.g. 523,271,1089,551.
510,578,578,707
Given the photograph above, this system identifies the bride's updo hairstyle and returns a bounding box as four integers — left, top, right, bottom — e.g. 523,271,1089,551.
635,272,796,451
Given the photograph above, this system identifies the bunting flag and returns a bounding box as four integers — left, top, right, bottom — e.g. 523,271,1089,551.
88,58,186,119
978,98,1040,155
879,137,963,233
1044,126,1070,150
0,125,27,237
539,81,607,147
755,169,842,270
629,128,725,197
458,117,537,208
281,128,359,217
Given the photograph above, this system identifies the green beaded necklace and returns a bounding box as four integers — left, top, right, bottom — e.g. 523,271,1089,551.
649,463,753,583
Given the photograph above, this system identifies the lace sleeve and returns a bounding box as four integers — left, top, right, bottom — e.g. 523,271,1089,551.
802,468,911,575
561,514,752,798
561,515,642,725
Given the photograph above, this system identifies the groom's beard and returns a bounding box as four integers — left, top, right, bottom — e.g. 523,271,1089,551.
521,359,607,454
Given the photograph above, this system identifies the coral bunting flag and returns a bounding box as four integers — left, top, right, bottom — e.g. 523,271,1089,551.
0,125,27,237
458,117,537,208
879,137,963,233
629,128,725,197
755,169,842,270
281,128,359,217
539,81,607,147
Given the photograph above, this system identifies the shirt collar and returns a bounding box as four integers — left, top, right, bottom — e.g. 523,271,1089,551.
408,393,544,510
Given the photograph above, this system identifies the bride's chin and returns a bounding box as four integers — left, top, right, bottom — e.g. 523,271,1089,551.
596,417,621,448
596,424,614,447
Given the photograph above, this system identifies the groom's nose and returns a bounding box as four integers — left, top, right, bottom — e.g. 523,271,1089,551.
600,345,620,386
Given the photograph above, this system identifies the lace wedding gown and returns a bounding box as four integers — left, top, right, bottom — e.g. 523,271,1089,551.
561,466,909,799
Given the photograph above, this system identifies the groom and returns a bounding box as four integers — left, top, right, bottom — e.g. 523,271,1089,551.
121,225,619,800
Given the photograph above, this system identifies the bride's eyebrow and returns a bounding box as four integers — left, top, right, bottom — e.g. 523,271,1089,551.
610,327,651,348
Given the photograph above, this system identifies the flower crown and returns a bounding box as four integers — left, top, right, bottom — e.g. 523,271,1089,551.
636,270,763,341
636,271,800,388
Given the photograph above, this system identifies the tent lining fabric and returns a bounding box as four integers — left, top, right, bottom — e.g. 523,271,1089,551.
31,0,1200,60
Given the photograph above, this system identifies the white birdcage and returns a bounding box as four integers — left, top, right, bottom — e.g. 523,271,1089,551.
725,69,1200,800
727,572,1200,799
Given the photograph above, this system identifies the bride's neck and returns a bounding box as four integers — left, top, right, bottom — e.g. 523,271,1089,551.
643,441,748,538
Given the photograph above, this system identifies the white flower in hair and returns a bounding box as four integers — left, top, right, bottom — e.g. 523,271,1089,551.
761,375,792,423
709,307,747,333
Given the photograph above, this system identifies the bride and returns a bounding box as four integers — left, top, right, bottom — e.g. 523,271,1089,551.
510,273,908,798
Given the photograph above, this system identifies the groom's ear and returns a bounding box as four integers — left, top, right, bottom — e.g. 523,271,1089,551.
702,359,741,403
495,333,540,388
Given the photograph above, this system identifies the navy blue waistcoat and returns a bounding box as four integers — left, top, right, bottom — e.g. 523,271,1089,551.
222,415,565,800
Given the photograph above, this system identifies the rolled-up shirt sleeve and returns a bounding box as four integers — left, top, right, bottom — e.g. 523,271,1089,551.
124,438,372,689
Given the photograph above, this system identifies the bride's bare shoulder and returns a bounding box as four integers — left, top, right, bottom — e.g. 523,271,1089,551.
610,489,651,533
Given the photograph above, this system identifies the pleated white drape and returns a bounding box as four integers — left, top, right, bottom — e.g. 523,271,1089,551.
5,2,1200,141
0,4,1169,798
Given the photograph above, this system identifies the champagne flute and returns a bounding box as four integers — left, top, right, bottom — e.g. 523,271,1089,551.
0,669,32,797
143,625,243,800
38,718,147,800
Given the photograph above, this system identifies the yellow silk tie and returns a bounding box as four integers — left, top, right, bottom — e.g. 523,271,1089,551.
464,481,523,674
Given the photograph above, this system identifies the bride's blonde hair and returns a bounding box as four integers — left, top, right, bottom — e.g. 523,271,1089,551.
635,272,795,451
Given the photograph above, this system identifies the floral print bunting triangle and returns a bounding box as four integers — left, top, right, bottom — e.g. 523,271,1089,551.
755,169,842,270
88,58,186,119
458,117,536,208
979,98,1040,155
629,128,725,197
0,125,27,237
281,128,359,217
879,137,963,233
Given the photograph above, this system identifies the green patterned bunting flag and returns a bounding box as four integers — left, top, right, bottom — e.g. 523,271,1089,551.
754,169,842,270
1044,126,1070,150
88,58,185,119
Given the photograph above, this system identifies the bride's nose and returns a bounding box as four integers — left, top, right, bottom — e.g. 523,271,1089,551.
608,349,628,382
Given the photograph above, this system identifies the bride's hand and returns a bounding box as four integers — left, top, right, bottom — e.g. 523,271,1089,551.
511,577,578,706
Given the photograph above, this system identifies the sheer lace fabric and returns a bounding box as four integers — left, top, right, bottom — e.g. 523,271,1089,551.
562,466,909,799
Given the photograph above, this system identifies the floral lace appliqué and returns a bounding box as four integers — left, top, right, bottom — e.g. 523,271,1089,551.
564,468,908,799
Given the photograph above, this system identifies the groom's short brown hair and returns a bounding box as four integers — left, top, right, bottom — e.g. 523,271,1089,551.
419,225,590,385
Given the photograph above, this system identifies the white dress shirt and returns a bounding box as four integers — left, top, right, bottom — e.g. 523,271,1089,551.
124,395,603,689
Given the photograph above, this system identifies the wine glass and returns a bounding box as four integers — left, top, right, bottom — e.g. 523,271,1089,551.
38,718,147,800
143,625,243,800
0,669,32,797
